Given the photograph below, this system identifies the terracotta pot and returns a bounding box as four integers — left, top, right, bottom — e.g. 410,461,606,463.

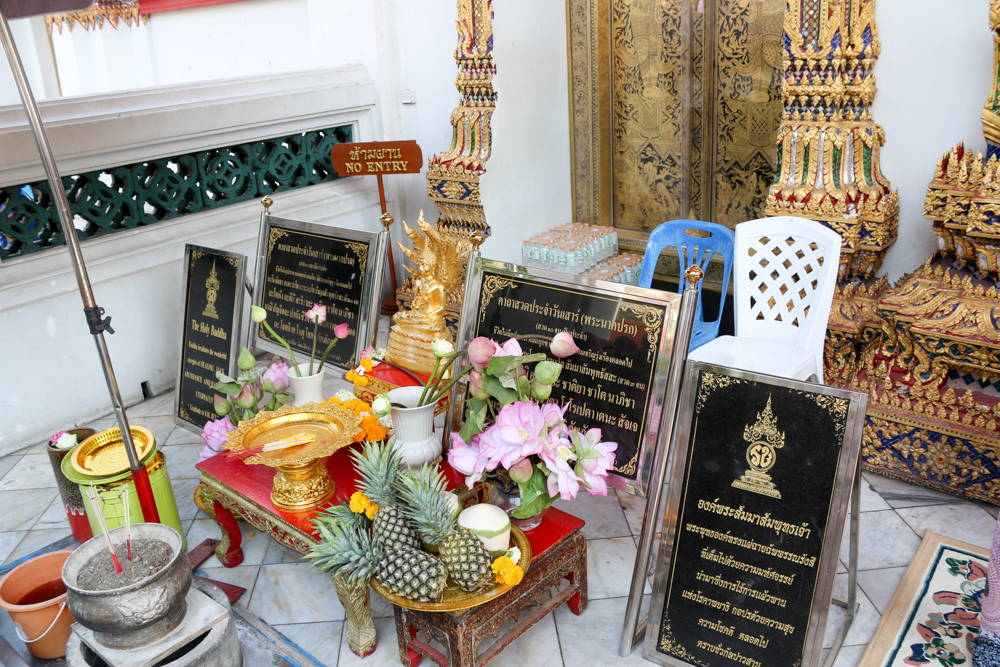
0,550,76,659
289,364,325,406
387,386,441,467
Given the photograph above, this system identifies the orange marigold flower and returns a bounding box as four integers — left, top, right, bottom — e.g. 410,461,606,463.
364,502,379,520
491,556,523,586
320,396,342,407
360,358,374,372
349,491,371,514
360,414,388,442
345,370,369,387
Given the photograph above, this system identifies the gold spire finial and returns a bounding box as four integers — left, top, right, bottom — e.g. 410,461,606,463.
380,212,394,230
261,196,273,213
684,265,704,289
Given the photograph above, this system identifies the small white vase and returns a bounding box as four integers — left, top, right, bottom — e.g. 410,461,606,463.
387,386,441,468
289,364,325,406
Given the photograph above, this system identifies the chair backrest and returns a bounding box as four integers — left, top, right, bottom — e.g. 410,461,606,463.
733,216,842,369
638,220,736,350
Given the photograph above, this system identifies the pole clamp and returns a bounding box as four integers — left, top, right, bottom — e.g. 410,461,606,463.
84,306,114,335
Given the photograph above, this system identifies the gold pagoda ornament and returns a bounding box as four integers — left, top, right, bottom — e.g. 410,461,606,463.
764,0,899,386
385,212,463,376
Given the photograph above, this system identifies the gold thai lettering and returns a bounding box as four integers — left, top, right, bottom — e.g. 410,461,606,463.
697,617,735,637
696,498,812,539
699,548,796,585
695,640,763,667
684,523,818,568
694,570,787,607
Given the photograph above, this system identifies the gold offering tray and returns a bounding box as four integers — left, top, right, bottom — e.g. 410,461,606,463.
225,403,363,468
371,527,533,612
71,426,155,477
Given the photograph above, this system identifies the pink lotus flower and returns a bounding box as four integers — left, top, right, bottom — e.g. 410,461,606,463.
200,417,236,462
469,370,488,399
478,401,547,468
468,337,496,369
572,428,617,496
447,433,496,488
262,361,290,393
550,332,581,358
540,402,570,432
493,337,523,358
305,304,327,324
334,323,350,339
508,458,534,483
49,430,67,445
540,433,581,501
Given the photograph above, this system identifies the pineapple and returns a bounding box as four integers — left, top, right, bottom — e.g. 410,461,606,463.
397,464,493,592
351,441,420,550
377,546,447,603
307,499,380,582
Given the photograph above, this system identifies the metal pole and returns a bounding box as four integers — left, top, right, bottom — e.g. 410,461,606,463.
618,265,701,657
0,6,159,523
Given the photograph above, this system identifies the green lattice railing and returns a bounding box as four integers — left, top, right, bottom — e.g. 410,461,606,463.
0,125,353,260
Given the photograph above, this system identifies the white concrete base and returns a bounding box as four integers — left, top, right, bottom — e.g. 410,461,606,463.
72,587,228,667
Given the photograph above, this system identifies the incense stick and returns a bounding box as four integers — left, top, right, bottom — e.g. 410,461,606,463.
226,432,317,459
122,483,131,561
87,485,122,574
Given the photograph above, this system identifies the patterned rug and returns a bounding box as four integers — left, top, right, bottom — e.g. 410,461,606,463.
860,531,989,667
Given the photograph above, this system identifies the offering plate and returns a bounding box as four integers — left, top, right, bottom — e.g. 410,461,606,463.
224,402,363,512
71,426,156,477
371,526,533,612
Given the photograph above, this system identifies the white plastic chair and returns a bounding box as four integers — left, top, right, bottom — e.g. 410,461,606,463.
687,216,842,383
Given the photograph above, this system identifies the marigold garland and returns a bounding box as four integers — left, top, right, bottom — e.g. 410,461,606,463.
320,396,387,442
364,502,379,520
346,369,369,387
491,556,523,586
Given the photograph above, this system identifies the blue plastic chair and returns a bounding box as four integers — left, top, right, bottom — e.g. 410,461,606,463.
637,220,735,352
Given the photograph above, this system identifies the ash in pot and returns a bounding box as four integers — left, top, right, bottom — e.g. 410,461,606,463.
77,539,174,591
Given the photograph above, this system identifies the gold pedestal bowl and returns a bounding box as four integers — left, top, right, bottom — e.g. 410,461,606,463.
223,403,363,512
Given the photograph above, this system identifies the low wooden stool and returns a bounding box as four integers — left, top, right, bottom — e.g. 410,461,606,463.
393,508,587,667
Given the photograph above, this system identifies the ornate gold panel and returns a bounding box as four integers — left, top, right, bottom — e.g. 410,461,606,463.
569,0,784,233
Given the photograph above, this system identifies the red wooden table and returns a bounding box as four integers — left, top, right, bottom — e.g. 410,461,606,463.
194,445,478,657
394,508,588,667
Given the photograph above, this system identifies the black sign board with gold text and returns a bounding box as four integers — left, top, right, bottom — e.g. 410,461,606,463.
252,215,387,374
175,245,246,431
644,362,866,667
457,258,681,497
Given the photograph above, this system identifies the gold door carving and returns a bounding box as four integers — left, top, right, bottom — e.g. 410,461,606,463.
570,0,784,236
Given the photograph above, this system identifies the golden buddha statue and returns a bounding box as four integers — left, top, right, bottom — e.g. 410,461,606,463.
385,211,462,375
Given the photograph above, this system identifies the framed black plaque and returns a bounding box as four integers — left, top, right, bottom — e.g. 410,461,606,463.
252,215,388,373
457,257,682,497
175,244,246,431
644,362,867,667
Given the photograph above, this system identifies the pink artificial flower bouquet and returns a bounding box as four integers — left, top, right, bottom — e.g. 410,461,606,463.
447,334,617,519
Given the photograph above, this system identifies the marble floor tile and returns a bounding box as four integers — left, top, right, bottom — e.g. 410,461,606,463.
857,477,891,512
838,509,921,571
273,620,344,667
554,489,631,539
186,518,271,568
128,392,176,418
554,595,652,666
588,536,650,599
263,537,310,565
0,454,58,491
479,612,562,667
198,565,260,601
857,566,908,615
133,415,178,450
370,587,395,619
171,477,206,521
0,454,21,481
863,473,964,509
249,563,346,625
338,615,402,667
163,426,204,447
0,489,58,531
618,491,647,537
161,444,202,479
32,496,71,532
3,528,73,565
820,644,866,667
830,571,882,647
896,503,998,551
982,503,999,519
0,531,26,564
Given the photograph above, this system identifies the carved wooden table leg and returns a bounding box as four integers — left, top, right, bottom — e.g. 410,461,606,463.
199,481,244,567
566,532,587,615
333,575,377,658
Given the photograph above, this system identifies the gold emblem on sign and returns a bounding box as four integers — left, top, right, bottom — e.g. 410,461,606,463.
732,395,785,499
202,260,220,320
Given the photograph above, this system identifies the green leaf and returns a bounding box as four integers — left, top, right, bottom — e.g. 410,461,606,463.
214,381,241,396
459,418,483,443
485,353,546,377
511,468,555,518
275,393,295,404
482,374,518,404
498,372,517,389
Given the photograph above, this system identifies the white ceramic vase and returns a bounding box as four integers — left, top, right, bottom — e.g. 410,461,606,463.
387,386,441,468
289,364,325,406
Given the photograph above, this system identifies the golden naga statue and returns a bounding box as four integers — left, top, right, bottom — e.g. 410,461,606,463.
385,211,462,375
